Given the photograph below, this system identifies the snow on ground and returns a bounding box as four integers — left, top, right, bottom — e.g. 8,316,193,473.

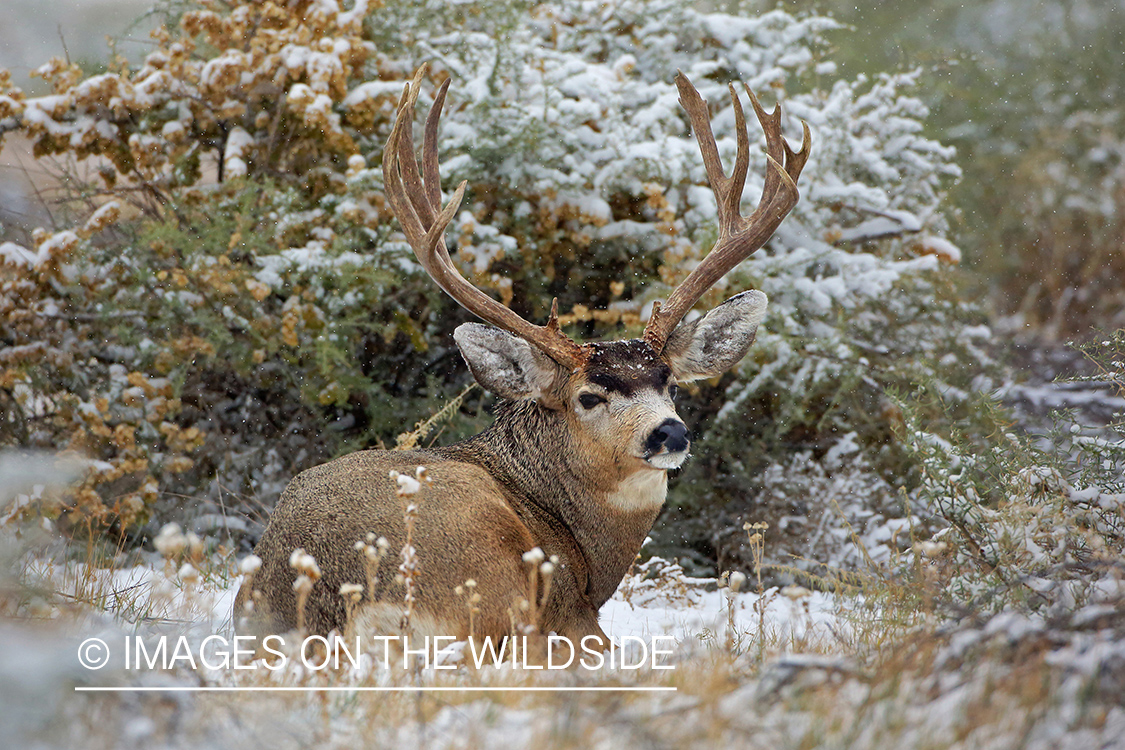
5,524,1125,749
13,552,849,683
0,545,857,746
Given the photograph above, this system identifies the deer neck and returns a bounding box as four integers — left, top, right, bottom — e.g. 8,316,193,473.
444,399,665,608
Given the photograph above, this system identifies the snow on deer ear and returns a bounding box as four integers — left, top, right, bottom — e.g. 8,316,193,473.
662,290,767,381
454,323,561,401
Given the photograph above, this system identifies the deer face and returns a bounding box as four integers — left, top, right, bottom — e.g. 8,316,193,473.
454,289,768,474
572,340,687,471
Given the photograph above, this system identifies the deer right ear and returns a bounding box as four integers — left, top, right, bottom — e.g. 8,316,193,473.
662,290,767,381
454,323,561,401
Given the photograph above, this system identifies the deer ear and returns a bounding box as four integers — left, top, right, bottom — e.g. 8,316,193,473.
454,323,561,401
662,290,767,381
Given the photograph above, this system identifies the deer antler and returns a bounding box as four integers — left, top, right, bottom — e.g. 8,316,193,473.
643,72,811,353
383,67,587,368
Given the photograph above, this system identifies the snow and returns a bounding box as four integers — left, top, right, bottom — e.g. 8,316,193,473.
11,532,1120,748
1,230,80,268
918,234,962,263
221,127,254,178
834,209,922,244
43,553,851,681
0,240,38,267
342,79,405,107
602,575,843,651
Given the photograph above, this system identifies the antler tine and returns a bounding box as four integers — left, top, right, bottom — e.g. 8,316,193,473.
643,72,811,352
383,84,428,256
383,69,586,368
392,67,436,230
421,75,448,213
744,84,811,215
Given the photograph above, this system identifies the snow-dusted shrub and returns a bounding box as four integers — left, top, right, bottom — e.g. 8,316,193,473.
708,441,911,580
898,334,1125,612
0,0,442,532
0,0,982,567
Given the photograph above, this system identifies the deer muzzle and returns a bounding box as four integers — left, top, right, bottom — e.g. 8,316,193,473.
643,418,691,469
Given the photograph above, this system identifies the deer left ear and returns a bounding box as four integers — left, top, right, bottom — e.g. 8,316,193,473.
662,290,767,381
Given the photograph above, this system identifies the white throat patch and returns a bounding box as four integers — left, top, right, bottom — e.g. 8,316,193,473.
604,469,668,513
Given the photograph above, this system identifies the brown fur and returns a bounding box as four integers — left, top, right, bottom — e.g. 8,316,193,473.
235,342,674,647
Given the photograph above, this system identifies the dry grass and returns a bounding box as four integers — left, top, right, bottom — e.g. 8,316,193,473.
3,426,1124,750
4,506,1122,750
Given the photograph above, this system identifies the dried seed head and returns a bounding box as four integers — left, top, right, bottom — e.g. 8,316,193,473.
540,561,555,576
293,574,314,595
178,562,199,584
239,554,262,576
389,469,422,496
154,522,187,558
522,547,546,565
781,584,812,600
288,548,322,579
728,571,747,593
339,582,364,602
185,531,204,558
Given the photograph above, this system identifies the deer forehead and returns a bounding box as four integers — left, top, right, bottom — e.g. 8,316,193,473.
576,340,672,396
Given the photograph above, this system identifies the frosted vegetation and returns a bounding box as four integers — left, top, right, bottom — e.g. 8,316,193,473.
0,1,1122,748
0,0,980,568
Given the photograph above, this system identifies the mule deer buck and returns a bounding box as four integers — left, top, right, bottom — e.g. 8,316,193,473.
235,68,810,650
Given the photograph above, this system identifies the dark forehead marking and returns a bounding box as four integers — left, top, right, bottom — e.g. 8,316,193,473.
585,339,671,396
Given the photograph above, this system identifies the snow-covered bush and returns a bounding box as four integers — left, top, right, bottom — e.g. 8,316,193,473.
898,332,1125,612
0,0,982,568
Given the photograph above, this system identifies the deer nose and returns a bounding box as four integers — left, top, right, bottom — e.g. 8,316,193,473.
646,418,690,455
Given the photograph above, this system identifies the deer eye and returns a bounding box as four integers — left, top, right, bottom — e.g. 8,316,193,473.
578,393,607,410
668,383,679,400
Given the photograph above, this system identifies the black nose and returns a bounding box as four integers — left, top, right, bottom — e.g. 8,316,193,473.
646,418,690,455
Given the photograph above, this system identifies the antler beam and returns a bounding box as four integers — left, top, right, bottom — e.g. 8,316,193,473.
383,67,587,368
643,72,811,352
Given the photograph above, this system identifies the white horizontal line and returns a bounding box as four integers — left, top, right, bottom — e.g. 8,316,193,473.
75,685,677,693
